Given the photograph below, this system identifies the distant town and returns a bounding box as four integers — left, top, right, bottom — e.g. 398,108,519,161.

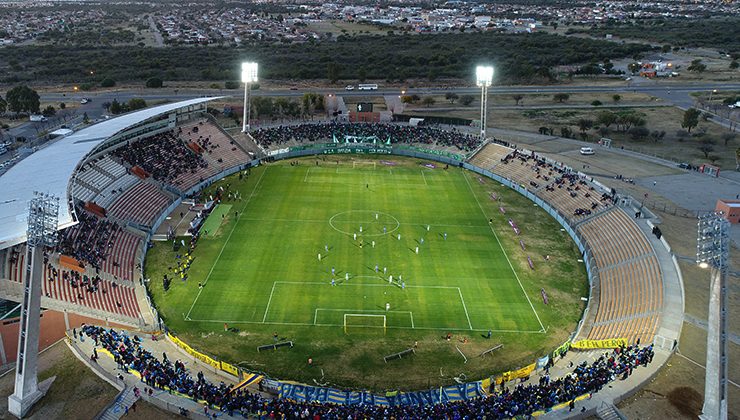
0,0,737,46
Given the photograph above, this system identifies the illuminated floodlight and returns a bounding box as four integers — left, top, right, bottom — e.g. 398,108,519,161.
476,65,494,87
241,62,258,83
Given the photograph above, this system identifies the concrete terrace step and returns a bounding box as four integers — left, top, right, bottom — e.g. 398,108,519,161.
98,386,140,420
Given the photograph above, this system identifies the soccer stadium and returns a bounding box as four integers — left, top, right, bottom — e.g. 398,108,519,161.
0,97,685,418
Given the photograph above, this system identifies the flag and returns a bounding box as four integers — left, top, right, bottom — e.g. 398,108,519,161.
386,136,391,145
332,134,339,143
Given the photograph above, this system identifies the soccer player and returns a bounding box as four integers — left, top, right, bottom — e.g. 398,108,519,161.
318,253,321,261
332,267,335,276
385,302,390,311
353,233,357,240
444,232,447,240
420,238,424,245
375,264,379,273
401,281,405,290
372,240,375,248
360,225,363,233
325,244,329,252
397,233,401,240
345,272,349,281
383,226,387,234
375,213,379,220
388,275,393,284
331,279,335,286
383,267,387,275
427,225,430,231
415,246,419,254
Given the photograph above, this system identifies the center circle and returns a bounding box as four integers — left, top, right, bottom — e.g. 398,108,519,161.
329,210,400,237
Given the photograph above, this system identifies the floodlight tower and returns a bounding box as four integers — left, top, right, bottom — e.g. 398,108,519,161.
8,192,59,418
476,65,494,142
241,62,258,132
696,212,730,420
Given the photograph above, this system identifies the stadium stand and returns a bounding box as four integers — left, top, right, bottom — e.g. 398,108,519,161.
42,264,141,320
578,208,663,344
106,181,173,227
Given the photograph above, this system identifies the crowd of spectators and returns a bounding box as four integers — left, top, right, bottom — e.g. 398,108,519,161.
251,122,481,152
56,209,121,271
113,132,208,185
82,324,654,419
501,149,615,217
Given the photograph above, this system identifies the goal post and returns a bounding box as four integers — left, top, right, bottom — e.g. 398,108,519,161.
343,313,386,334
352,161,376,170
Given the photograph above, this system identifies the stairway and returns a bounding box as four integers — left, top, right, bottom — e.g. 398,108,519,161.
596,401,625,420
98,386,139,420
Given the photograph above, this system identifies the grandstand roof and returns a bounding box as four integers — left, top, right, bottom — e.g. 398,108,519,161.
0,97,218,249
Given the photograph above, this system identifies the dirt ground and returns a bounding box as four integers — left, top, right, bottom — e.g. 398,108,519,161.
0,340,118,420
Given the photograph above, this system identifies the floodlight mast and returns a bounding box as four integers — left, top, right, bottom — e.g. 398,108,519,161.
8,192,59,418
696,212,729,420
476,66,494,142
241,62,258,132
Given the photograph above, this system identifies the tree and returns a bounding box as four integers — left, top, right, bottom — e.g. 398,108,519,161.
553,93,569,103
612,94,621,104
596,111,617,128
698,139,714,158
681,108,700,133
577,118,593,133
400,95,413,104
109,99,123,114
512,94,523,106
560,126,573,138
422,96,435,107
327,62,340,84
445,92,458,104
6,85,40,113
0,96,6,113
650,130,666,143
627,62,640,74
731,61,739,70
721,133,736,146
661,44,671,53
41,105,56,117
59,102,66,110
145,77,163,88
687,59,706,73
224,81,239,89
127,98,147,111
460,95,474,106
101,78,116,88
629,127,649,140
591,100,602,106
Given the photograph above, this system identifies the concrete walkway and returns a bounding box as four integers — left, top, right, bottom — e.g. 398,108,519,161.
66,330,268,419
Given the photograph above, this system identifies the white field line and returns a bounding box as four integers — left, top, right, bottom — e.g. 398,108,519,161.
275,281,460,289
304,167,310,182
184,167,268,320
457,287,473,330
421,170,429,186
314,308,413,327
184,317,544,333
462,170,546,332
262,281,278,323
234,216,489,229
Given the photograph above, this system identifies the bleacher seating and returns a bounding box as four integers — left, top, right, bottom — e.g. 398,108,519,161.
99,229,142,283
106,181,173,227
94,174,139,209
42,264,141,320
578,208,663,344
5,245,26,284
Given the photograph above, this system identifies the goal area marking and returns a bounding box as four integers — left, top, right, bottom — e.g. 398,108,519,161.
344,314,385,334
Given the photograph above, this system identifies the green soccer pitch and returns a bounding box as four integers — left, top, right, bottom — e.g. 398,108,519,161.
145,156,588,390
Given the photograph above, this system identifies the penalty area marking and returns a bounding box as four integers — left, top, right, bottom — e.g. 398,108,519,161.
462,170,546,332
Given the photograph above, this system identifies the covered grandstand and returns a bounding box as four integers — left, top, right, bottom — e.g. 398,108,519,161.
0,111,683,418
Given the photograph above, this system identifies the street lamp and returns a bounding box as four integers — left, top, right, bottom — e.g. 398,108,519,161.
708,89,718,103
241,62,258,132
476,65,494,142
696,212,730,420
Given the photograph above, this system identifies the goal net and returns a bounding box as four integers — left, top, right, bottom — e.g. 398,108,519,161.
352,161,376,170
343,314,386,334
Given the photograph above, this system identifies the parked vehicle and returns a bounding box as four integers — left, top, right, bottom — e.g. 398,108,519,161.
29,115,47,122
345,85,355,91
579,147,595,155
357,84,378,91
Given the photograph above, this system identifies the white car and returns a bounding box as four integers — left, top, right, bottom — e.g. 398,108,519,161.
80,98,90,104
345,85,355,91
580,147,595,155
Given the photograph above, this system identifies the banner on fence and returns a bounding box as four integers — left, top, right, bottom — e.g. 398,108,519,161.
571,338,628,350
220,361,239,376
552,341,571,359
495,363,536,385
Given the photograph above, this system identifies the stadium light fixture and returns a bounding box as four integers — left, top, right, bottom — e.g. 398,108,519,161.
475,65,494,142
241,62,258,132
696,212,729,420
